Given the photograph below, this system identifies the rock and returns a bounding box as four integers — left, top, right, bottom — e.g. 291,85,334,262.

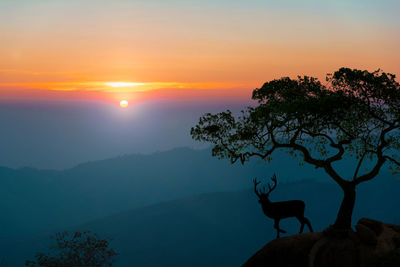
374,222,400,255
310,235,360,267
388,224,400,234
392,235,400,248
243,218,400,267
358,218,384,236
356,223,377,246
243,232,322,267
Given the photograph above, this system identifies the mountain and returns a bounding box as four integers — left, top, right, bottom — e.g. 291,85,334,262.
3,177,400,266
0,147,335,238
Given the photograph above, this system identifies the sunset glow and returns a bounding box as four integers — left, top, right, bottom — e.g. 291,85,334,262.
0,0,398,104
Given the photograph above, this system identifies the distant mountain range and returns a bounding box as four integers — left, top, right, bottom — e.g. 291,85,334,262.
0,147,335,239
2,177,399,266
0,147,397,265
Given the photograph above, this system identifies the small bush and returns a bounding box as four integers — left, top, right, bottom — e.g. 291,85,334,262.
25,231,118,267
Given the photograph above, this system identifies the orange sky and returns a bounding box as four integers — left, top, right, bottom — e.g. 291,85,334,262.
1,0,399,105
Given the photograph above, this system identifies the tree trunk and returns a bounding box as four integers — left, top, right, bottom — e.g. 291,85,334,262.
333,182,356,229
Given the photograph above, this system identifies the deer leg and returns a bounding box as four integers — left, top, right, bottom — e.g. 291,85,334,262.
297,216,305,233
297,216,313,233
274,219,280,238
274,219,286,239
303,217,313,232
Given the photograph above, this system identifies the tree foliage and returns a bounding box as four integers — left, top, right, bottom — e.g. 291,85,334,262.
191,68,400,186
25,231,118,267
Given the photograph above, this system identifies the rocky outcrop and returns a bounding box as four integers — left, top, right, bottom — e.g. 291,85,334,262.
243,218,400,267
243,232,322,267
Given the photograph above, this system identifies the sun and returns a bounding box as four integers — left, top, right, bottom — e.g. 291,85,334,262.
120,100,129,108
106,82,145,88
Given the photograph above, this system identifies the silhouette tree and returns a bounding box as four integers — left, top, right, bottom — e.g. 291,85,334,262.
25,231,118,267
191,68,400,230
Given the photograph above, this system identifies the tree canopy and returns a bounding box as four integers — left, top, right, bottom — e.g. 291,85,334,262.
191,68,400,228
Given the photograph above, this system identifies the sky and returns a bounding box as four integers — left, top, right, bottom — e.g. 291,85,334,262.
1,0,399,104
0,0,399,168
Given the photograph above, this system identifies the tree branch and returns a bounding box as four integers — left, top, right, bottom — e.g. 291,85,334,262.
323,163,348,188
301,129,352,163
280,140,347,187
235,128,349,187
355,125,396,184
384,155,400,166
353,151,367,181
326,139,352,163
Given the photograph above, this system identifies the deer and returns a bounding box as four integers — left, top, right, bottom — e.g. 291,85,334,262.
253,174,313,239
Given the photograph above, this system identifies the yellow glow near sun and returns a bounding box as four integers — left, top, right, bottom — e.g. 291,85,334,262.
106,82,144,88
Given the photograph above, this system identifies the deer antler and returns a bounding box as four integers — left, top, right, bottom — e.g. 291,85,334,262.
253,178,261,198
267,173,277,196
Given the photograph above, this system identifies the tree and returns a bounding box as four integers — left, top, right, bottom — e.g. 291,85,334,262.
25,231,118,267
191,68,400,230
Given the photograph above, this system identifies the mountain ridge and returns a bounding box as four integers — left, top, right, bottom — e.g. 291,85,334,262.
3,176,399,266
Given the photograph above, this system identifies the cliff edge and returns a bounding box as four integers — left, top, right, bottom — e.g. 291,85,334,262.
243,218,400,267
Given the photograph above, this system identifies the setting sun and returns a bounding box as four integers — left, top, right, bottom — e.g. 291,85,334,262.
120,100,129,108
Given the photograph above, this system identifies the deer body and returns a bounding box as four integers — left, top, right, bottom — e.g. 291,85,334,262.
261,199,305,219
254,174,313,238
